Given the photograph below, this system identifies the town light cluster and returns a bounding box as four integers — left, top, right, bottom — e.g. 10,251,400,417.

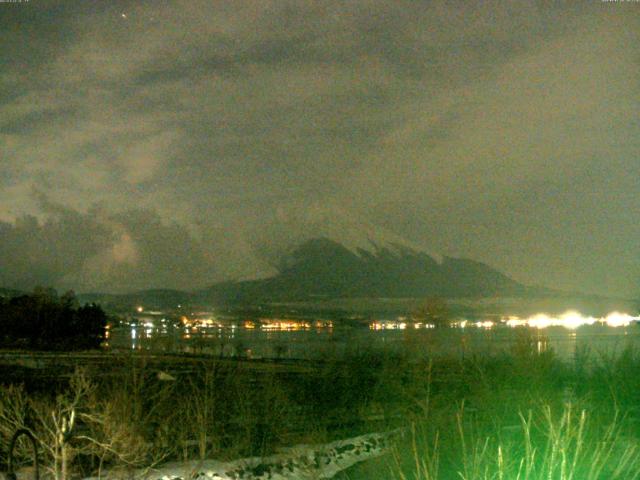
504,311,640,329
369,311,640,331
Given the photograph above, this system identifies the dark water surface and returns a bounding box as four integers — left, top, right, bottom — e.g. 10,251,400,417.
107,321,640,362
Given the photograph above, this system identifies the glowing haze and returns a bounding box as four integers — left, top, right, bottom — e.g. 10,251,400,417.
0,1,639,295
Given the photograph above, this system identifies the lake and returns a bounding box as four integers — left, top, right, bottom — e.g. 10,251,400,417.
106,313,640,362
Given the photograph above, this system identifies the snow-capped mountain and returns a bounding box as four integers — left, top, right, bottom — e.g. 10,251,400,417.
247,203,443,274
205,236,527,302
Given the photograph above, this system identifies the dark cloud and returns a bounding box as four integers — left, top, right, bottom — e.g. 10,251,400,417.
0,202,218,293
0,0,638,295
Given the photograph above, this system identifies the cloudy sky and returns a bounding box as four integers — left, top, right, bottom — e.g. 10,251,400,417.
0,0,639,296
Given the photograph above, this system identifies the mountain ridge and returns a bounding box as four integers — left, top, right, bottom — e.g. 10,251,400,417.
203,237,532,303
3,237,568,308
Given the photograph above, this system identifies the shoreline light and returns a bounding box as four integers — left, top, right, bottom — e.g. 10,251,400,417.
505,311,640,330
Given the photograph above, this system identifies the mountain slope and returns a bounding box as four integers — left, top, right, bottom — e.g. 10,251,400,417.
78,289,195,310
0,287,24,299
204,237,528,302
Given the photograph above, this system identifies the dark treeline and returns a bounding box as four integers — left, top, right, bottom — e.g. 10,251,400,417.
0,287,106,349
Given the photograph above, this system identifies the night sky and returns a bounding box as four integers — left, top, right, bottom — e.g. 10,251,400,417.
0,0,638,296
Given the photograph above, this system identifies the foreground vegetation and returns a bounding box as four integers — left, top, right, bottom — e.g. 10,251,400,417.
2,333,640,479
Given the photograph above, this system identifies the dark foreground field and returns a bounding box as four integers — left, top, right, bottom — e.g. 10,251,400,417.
2,334,640,480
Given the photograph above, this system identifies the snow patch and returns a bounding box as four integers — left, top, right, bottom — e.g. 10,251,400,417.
82,430,399,480
252,203,442,269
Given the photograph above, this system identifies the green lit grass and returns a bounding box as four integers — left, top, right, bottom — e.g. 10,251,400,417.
2,343,640,479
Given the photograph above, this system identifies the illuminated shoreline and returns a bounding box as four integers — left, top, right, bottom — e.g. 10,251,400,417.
503,311,640,329
123,310,639,336
369,311,640,331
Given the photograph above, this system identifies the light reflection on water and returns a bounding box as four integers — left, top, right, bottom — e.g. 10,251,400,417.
109,311,640,361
